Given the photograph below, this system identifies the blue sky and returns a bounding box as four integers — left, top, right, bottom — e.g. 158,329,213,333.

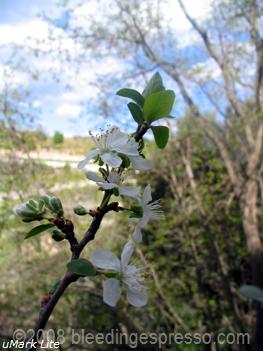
0,0,214,136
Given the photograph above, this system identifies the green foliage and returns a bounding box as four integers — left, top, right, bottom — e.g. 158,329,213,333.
116,88,145,107
67,258,96,276
151,125,169,149
127,102,144,124
53,131,64,144
117,73,175,132
143,90,175,123
142,72,165,98
25,223,55,239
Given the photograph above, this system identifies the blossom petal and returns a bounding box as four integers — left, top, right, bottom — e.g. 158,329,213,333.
99,182,117,190
110,129,129,147
130,156,152,170
103,278,121,307
142,184,152,206
110,129,138,156
133,225,142,243
86,171,104,183
101,152,122,168
77,149,99,169
115,142,139,156
118,186,141,199
139,210,151,227
121,241,135,267
126,286,148,307
90,249,120,271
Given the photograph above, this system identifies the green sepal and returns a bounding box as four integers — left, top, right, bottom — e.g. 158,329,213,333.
103,272,118,278
129,205,143,218
118,153,131,168
98,157,104,166
113,188,120,196
138,138,145,152
99,167,108,179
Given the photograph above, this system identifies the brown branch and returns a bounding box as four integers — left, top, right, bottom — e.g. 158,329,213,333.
26,125,149,351
177,0,240,114
177,0,256,147
245,0,263,112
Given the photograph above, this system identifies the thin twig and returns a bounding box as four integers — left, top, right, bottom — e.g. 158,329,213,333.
26,124,149,350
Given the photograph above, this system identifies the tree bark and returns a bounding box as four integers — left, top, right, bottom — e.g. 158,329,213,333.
241,179,263,351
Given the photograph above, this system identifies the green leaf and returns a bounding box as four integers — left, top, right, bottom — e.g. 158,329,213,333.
116,88,145,108
127,102,144,124
67,258,96,276
142,72,165,98
143,90,175,123
151,126,170,149
25,223,55,239
240,285,263,303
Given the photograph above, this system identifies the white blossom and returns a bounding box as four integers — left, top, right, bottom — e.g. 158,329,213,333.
133,185,162,243
90,241,147,307
78,127,151,170
86,170,141,199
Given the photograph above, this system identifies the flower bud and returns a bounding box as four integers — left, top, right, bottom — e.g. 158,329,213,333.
74,204,88,216
50,197,64,217
16,199,46,222
52,230,65,242
41,194,64,217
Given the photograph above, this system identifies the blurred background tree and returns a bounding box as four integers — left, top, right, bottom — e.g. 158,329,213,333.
53,131,64,145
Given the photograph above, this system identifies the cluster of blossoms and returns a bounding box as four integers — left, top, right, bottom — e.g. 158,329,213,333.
78,127,162,307
16,73,175,314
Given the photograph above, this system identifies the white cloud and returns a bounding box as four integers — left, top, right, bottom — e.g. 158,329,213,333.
165,0,210,31
161,0,212,48
56,103,82,117
0,19,49,46
0,63,31,90
32,100,42,108
191,58,221,82
0,0,213,135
